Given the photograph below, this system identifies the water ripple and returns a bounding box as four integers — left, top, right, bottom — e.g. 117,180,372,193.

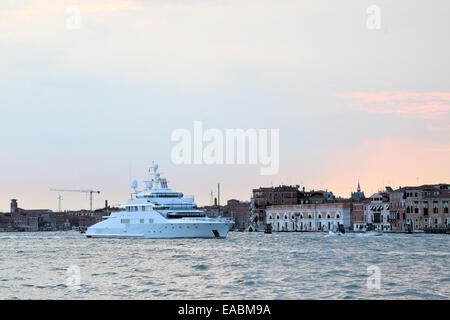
0,231,448,299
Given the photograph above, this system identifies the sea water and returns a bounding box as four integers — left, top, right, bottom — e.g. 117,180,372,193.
0,231,449,299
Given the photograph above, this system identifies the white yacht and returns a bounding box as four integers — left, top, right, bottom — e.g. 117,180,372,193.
86,163,233,239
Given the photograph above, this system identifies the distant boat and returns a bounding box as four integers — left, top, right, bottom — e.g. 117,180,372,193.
327,231,344,237
365,231,382,236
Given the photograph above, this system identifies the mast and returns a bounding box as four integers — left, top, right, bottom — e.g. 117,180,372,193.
218,183,220,216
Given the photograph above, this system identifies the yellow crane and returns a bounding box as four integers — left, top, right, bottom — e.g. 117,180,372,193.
50,189,100,211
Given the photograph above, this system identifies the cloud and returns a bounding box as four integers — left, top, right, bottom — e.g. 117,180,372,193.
337,92,450,120
316,137,450,197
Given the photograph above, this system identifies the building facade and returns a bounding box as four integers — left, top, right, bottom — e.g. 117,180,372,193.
364,193,391,232
266,203,351,232
351,200,369,231
226,199,250,231
386,184,450,231
0,199,115,232
251,185,335,227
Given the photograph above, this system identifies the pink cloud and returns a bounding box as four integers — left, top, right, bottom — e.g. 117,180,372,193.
314,138,450,197
337,91,450,120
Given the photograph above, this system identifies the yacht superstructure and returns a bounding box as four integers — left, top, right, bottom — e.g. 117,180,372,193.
86,163,233,238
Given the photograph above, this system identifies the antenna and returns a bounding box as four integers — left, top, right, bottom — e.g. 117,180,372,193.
218,183,220,216
131,179,138,191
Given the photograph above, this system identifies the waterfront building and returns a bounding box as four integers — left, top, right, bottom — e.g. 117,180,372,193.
364,193,391,231
0,215,13,232
11,213,28,231
0,199,116,232
386,186,405,232
347,180,369,231
351,200,370,231
226,199,250,230
199,200,250,230
266,202,351,232
9,199,52,215
251,185,335,226
199,204,225,218
26,213,41,232
386,184,450,231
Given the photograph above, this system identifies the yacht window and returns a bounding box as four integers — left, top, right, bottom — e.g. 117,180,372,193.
142,206,145,211
149,219,154,223
140,219,144,223
120,219,130,224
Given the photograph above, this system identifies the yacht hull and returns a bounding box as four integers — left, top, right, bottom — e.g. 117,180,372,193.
86,221,233,239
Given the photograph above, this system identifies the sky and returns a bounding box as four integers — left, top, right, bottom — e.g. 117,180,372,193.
0,0,449,211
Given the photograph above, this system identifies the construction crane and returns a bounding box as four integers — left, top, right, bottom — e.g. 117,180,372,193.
50,189,100,211
57,194,63,212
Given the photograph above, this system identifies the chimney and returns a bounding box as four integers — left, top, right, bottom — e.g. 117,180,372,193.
10,199,18,213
